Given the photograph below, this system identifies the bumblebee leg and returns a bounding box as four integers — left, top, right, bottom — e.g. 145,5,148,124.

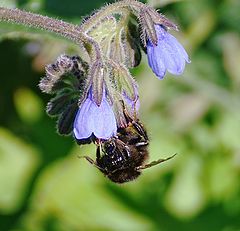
78,155,95,165
135,153,177,170
120,100,148,141
96,145,101,161
120,100,134,123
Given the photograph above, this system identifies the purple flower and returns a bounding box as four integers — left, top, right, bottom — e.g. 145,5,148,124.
73,88,117,140
147,25,190,79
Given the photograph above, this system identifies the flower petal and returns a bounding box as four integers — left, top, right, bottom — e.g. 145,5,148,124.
73,92,117,140
168,34,190,63
147,25,190,79
147,40,166,79
160,35,185,75
91,96,117,139
73,98,93,139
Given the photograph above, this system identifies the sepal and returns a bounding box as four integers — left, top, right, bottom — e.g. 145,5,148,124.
139,7,178,47
46,89,78,116
57,102,78,135
90,61,104,106
139,8,158,46
111,65,138,102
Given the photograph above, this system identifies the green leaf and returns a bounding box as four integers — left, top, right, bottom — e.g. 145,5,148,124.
57,102,78,135
46,89,77,116
14,87,44,124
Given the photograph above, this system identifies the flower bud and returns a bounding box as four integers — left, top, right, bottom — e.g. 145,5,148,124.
39,55,87,93
56,54,74,73
109,20,142,68
111,65,138,102
39,64,59,93
87,16,117,43
39,55,89,136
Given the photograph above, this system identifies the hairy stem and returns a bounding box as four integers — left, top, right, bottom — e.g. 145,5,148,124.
80,0,146,32
0,7,102,61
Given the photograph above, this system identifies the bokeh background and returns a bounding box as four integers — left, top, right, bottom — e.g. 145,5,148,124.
0,0,240,230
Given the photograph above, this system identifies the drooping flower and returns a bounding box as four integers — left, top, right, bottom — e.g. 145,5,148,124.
147,25,190,79
73,87,117,141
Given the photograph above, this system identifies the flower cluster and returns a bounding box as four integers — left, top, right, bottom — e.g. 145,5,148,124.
39,1,190,144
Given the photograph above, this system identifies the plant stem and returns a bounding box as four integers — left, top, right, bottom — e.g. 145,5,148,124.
0,7,102,61
80,0,145,32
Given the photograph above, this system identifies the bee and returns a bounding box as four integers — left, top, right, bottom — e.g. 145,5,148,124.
80,108,176,183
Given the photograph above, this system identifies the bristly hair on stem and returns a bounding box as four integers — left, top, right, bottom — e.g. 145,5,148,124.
0,7,102,62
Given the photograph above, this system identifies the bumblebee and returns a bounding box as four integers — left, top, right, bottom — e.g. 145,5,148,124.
81,108,176,183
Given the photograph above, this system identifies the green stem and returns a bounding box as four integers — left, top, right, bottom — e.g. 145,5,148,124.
0,7,102,61
80,0,146,32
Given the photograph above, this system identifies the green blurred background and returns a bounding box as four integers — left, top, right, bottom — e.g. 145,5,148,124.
0,0,240,230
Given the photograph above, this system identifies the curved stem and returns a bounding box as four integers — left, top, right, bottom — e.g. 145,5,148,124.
0,7,102,61
117,8,131,29
80,0,146,32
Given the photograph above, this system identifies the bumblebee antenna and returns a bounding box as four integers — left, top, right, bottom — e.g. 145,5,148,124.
135,153,177,170
77,155,105,171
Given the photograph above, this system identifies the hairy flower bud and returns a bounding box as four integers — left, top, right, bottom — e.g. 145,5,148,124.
111,65,138,102
39,54,88,93
87,13,141,68
109,20,141,68
124,20,142,67
39,55,88,135
87,16,117,43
